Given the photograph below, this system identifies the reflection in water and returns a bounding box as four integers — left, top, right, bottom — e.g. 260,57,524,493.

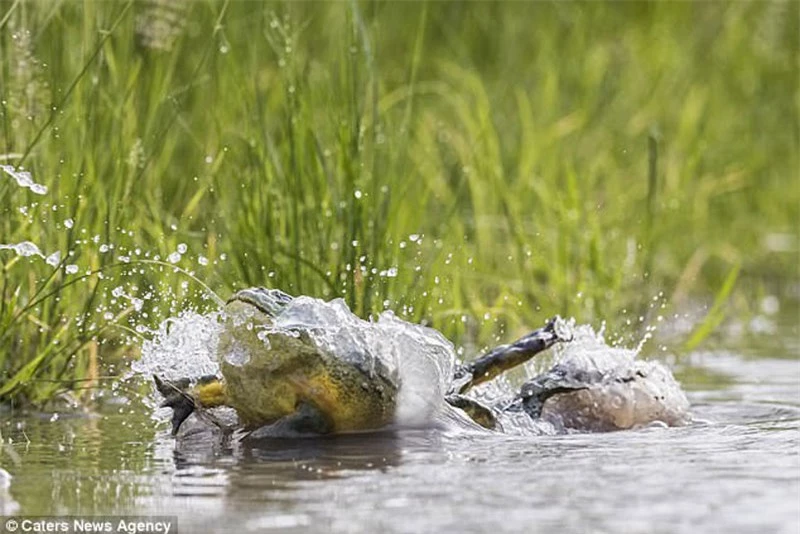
1,332,798,533
172,428,410,484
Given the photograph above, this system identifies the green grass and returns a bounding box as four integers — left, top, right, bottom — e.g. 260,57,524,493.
0,1,797,405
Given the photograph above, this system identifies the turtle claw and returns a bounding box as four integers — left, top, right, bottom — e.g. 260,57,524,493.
153,375,196,436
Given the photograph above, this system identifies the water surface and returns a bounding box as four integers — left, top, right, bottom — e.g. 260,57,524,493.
2,327,798,533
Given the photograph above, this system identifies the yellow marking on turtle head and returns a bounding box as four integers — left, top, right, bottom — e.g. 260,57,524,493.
194,379,228,408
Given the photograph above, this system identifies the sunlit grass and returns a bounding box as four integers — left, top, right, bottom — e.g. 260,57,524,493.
0,1,797,405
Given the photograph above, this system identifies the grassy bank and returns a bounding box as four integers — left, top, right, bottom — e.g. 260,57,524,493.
1,1,797,405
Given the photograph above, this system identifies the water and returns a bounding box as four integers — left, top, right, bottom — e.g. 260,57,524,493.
133,293,690,436
2,310,798,533
132,293,457,429
0,164,47,195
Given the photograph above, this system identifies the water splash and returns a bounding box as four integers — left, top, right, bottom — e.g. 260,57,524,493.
1,164,47,194
526,323,690,431
0,240,62,269
265,296,455,426
132,293,689,435
0,165,60,264
461,321,690,434
131,310,223,384
132,294,456,428
0,240,44,257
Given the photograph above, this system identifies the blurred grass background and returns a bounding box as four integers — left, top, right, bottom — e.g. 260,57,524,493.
0,0,797,405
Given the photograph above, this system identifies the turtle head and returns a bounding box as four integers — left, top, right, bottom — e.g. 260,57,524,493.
226,287,293,317
153,375,227,435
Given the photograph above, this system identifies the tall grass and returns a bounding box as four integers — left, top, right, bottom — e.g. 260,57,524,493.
0,1,797,405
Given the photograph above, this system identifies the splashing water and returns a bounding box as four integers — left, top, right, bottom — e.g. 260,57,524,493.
0,240,44,257
132,293,689,435
132,295,455,427
132,311,222,385
461,320,690,434
0,165,72,271
0,240,61,267
1,164,47,194
266,296,455,426
527,322,689,431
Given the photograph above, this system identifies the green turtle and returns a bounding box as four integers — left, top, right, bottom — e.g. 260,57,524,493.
154,287,573,437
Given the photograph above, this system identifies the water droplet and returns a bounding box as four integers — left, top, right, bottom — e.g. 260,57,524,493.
45,251,61,266
379,267,398,278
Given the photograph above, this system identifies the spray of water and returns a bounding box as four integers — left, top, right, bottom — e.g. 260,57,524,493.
131,294,456,428
131,293,690,436
1,164,47,195
0,166,62,268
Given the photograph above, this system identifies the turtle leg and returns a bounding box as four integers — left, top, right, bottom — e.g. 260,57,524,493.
451,317,573,395
153,374,228,436
245,401,333,439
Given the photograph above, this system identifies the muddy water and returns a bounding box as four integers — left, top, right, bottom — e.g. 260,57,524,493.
1,327,798,533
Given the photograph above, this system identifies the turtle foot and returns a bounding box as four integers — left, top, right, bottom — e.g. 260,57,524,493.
243,402,333,439
153,375,196,436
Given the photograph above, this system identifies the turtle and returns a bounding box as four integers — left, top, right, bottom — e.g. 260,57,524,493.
446,329,691,432
153,287,576,437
